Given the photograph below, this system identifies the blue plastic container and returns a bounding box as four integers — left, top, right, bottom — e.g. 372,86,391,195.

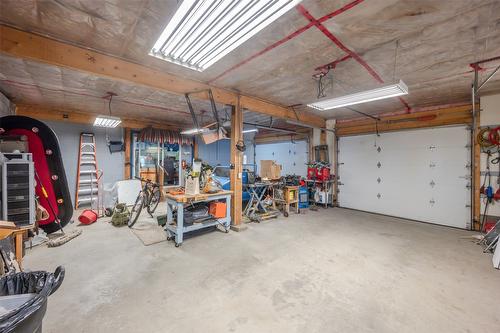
298,186,309,209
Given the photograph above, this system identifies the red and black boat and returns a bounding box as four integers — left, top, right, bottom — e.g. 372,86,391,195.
0,116,73,233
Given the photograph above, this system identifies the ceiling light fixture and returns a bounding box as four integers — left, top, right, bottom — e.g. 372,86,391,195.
94,93,121,128
150,0,302,71
93,116,122,128
180,127,210,135
307,80,409,111
242,128,259,134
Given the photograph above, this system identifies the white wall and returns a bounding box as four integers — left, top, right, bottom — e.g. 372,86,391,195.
480,93,500,217
255,140,309,177
45,120,124,206
196,132,256,167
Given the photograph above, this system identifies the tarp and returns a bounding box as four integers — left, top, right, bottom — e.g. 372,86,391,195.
138,126,193,145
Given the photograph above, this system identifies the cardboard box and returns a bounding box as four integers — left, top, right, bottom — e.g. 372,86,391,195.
201,127,227,144
260,160,282,180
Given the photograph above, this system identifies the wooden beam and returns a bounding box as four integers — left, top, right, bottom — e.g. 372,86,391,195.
336,105,474,136
15,104,182,130
0,25,325,128
124,128,131,180
254,132,309,144
230,98,243,228
193,138,199,159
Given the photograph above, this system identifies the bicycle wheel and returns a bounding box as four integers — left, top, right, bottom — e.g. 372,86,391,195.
128,192,144,228
147,186,161,215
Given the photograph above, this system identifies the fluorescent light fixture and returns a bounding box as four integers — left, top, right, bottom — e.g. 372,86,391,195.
93,115,122,128
242,128,259,134
308,80,409,111
180,127,210,135
150,0,302,71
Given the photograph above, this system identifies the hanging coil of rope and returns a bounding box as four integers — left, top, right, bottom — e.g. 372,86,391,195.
477,126,500,150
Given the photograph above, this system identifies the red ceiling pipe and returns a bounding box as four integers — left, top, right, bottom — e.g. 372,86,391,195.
208,22,315,83
297,4,411,112
315,54,352,72
317,0,365,23
208,0,365,83
469,55,500,71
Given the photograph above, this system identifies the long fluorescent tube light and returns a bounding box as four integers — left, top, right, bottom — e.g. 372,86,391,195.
93,115,122,128
150,0,302,71
242,128,259,134
308,80,409,110
180,128,210,135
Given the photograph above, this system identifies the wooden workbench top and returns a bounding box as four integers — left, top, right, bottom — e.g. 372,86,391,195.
164,190,233,203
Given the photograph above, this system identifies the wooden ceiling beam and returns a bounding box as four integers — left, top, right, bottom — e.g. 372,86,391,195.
0,25,326,128
15,104,182,130
335,105,474,136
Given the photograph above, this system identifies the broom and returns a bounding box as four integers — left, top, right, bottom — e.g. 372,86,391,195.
34,170,82,247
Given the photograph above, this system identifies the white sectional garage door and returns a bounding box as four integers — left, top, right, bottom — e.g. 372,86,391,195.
338,126,471,229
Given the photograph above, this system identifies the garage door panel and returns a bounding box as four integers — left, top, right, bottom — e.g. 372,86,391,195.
339,126,470,229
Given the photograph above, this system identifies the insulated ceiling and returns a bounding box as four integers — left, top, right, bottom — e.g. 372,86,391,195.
0,0,499,122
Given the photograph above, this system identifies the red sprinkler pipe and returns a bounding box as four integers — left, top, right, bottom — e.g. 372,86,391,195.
297,4,411,112
208,0,365,83
315,54,352,72
470,55,500,70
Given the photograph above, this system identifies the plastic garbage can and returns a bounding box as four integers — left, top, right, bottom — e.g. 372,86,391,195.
0,266,65,333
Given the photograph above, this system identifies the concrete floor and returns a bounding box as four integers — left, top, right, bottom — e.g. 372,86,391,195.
24,208,500,333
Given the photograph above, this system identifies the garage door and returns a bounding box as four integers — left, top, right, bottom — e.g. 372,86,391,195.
338,126,471,229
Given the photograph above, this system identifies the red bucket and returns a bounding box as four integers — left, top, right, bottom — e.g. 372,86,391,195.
78,209,98,225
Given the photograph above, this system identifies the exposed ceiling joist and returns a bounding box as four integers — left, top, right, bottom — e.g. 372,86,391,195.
0,25,325,128
15,104,181,130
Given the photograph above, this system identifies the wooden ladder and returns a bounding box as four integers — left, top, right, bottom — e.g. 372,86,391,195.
75,133,99,209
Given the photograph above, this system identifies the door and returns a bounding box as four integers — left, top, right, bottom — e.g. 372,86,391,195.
338,126,471,229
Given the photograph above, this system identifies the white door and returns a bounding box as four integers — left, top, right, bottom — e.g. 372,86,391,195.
338,126,471,229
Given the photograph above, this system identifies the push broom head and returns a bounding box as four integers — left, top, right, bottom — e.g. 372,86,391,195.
47,229,82,247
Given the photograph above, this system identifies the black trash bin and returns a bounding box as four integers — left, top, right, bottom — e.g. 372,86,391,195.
0,266,65,333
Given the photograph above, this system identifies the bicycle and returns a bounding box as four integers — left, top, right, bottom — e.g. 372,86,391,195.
128,178,161,228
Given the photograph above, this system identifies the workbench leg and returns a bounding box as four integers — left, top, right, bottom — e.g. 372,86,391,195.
226,196,231,229
166,201,173,223
175,202,184,246
15,233,23,270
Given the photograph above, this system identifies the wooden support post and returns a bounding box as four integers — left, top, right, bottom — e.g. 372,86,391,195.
124,128,131,180
193,138,199,159
230,97,245,231
308,129,314,163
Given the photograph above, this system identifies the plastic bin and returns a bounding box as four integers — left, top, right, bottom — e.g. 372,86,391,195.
0,266,65,333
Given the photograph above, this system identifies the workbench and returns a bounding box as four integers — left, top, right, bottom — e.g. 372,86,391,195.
0,221,34,270
163,190,232,247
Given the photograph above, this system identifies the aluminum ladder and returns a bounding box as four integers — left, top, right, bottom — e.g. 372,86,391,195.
75,133,99,209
